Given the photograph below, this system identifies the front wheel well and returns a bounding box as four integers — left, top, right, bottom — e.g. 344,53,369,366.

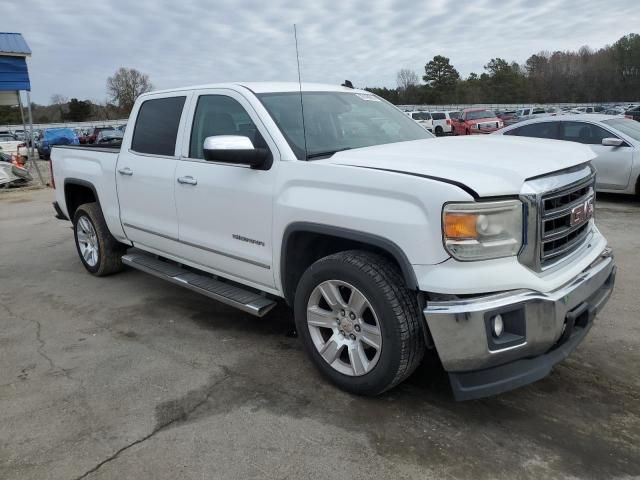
280,225,418,305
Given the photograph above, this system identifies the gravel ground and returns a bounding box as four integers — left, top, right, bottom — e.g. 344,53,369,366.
0,188,638,480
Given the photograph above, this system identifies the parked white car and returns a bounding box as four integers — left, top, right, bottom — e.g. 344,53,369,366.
570,106,601,114
0,133,28,158
51,82,615,401
430,111,458,136
495,114,640,195
514,106,549,121
406,111,434,132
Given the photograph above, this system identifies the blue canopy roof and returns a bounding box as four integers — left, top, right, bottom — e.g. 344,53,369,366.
0,33,31,91
0,56,30,91
0,33,31,56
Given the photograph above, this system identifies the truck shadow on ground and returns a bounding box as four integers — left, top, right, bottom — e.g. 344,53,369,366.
136,292,640,479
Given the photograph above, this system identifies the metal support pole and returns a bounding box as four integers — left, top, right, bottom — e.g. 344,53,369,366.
25,91,44,185
18,91,28,137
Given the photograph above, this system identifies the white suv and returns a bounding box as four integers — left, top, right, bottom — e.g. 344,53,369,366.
406,111,434,132
431,111,459,136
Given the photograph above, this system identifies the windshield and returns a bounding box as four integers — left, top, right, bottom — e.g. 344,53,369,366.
257,92,432,159
466,110,495,120
603,118,640,142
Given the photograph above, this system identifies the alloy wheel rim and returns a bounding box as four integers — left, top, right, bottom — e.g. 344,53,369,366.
306,280,382,376
77,216,99,267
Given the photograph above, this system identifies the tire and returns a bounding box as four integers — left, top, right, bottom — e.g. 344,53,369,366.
294,250,425,395
73,202,126,276
435,126,443,136
465,129,471,135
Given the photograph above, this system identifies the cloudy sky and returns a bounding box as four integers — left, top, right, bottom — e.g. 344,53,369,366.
5,0,639,104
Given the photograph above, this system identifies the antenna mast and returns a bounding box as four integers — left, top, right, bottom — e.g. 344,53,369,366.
294,24,308,160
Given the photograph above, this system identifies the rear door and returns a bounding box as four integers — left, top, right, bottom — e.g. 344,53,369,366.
116,93,191,253
559,121,633,190
503,121,560,140
174,89,278,289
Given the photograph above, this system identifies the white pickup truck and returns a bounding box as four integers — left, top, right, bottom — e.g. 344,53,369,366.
51,83,616,400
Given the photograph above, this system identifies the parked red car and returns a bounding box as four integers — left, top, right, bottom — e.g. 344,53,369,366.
86,127,115,144
453,108,503,135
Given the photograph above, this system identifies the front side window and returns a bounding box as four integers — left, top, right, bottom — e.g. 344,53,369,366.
189,95,267,159
257,92,431,159
603,118,640,142
131,96,186,156
504,122,558,139
560,122,615,145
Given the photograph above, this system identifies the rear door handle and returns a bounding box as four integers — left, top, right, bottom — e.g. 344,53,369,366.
118,167,133,176
177,176,197,185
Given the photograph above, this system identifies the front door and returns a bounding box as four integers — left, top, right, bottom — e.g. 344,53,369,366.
559,121,633,190
116,94,190,253
174,90,277,289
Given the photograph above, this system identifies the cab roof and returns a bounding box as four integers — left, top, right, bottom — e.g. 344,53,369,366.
141,82,369,97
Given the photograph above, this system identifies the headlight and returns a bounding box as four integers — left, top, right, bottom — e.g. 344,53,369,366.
442,200,523,261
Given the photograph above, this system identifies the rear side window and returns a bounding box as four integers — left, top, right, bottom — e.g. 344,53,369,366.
131,96,186,156
431,112,446,120
504,122,558,139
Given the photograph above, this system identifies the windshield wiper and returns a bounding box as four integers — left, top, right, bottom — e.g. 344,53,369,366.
306,147,351,160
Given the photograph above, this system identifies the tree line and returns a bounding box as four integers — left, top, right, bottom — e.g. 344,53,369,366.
0,67,152,125
2,33,639,125
366,33,640,105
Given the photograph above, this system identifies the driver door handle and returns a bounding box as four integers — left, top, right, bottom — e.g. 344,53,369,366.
177,176,197,185
118,167,133,176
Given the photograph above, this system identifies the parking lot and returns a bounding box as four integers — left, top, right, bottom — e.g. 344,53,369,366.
0,187,639,480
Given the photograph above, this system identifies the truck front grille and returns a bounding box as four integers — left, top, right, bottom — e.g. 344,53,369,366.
519,164,596,272
540,178,594,267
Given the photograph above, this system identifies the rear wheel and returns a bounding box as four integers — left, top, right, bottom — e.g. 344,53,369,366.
465,129,471,135
73,203,126,276
435,126,443,136
294,250,425,395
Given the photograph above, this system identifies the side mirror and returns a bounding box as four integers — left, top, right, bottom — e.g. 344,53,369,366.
203,135,270,168
601,137,624,147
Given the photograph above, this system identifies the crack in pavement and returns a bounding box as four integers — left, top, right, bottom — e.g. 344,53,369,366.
0,301,75,380
72,374,231,480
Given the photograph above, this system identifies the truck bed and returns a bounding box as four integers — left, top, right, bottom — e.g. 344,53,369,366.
53,143,122,153
51,143,126,241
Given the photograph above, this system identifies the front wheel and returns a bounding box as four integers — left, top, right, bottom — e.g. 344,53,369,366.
294,250,425,395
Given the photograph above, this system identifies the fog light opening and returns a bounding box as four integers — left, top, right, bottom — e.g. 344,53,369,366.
491,314,504,338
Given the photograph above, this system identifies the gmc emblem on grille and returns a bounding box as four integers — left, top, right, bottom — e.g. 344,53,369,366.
570,197,594,226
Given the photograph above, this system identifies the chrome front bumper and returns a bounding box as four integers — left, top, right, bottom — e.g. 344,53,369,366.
424,248,616,400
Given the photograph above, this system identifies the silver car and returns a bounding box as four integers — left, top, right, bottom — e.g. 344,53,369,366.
494,114,640,195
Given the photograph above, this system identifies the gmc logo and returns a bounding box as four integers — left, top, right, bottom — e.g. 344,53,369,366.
570,197,594,226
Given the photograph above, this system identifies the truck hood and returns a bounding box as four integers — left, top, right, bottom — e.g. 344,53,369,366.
324,136,595,197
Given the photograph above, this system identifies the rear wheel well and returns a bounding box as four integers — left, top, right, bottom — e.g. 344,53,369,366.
65,182,97,220
281,226,417,305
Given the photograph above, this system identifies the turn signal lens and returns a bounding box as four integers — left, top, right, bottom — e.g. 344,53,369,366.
444,214,478,239
442,200,523,261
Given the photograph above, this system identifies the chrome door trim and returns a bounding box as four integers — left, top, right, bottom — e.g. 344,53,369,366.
122,222,270,269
